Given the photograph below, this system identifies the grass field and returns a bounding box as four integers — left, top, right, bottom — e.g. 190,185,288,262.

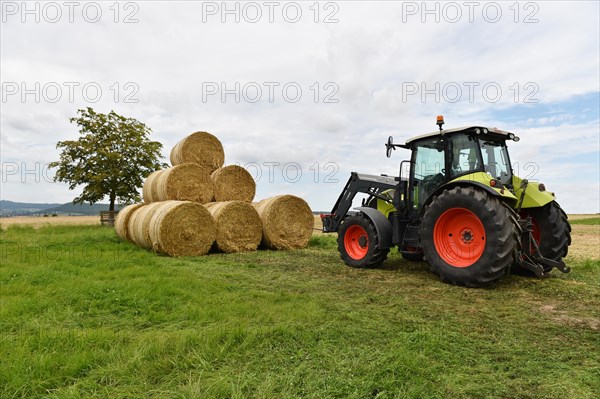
1,217,599,398
570,217,600,226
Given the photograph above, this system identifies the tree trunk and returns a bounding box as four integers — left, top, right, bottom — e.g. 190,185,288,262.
109,192,116,212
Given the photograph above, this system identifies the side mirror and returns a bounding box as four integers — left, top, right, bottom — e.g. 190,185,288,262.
386,136,394,158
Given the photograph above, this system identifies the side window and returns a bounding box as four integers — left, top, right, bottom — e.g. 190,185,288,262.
414,139,445,180
450,134,480,178
480,140,511,182
413,138,445,208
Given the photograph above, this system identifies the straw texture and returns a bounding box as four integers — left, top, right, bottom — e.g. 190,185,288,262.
253,195,314,249
211,165,255,202
142,163,213,204
205,201,262,253
170,131,224,173
114,203,144,242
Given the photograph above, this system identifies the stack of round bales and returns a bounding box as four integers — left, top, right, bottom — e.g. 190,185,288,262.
143,131,256,204
115,130,314,256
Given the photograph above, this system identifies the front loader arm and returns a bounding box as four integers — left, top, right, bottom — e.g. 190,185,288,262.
321,172,398,232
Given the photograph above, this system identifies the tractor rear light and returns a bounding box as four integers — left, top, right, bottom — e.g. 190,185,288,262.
538,184,546,192
490,179,505,193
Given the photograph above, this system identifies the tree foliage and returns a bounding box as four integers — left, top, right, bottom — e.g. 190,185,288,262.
50,108,166,211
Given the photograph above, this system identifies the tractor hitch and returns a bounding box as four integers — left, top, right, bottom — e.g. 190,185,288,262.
518,216,571,277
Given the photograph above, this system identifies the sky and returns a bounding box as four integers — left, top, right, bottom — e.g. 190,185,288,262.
1,0,599,213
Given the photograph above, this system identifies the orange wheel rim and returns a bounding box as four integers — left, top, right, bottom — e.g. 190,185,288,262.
344,225,369,260
433,208,486,267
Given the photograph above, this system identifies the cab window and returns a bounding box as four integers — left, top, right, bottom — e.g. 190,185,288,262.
412,138,445,208
480,139,512,184
449,134,480,178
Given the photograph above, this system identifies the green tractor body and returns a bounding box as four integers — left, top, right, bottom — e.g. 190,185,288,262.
322,120,571,287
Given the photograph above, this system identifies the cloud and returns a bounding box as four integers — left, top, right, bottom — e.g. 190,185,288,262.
1,1,598,213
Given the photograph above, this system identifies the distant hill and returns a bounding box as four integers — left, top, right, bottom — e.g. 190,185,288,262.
45,202,121,216
0,200,119,216
0,200,62,211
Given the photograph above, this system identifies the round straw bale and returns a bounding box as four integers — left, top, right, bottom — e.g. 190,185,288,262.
253,195,314,250
127,202,165,249
148,200,216,256
204,201,262,253
211,165,256,202
170,131,224,172
142,163,214,204
114,203,144,242
142,170,165,203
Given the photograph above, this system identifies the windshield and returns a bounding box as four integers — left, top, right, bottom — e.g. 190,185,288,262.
479,138,512,185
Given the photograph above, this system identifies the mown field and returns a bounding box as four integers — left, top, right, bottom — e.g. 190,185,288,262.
0,217,599,398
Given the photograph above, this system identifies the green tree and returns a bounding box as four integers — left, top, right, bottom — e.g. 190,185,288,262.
50,108,166,211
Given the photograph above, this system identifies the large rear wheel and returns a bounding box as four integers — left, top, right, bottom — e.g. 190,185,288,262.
517,201,571,272
338,214,389,268
421,186,519,287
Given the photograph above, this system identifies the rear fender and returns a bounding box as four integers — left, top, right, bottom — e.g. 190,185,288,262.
354,206,392,249
451,172,519,202
420,177,518,217
512,175,555,208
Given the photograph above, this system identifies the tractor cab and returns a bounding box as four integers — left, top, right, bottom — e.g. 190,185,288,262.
395,123,520,213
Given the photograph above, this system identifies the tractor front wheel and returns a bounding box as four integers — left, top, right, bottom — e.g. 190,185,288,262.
338,214,389,268
421,186,519,287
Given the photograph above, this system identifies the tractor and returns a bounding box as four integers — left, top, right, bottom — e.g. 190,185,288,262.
321,116,571,287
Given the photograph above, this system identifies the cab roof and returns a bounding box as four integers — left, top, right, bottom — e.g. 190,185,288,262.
404,126,515,146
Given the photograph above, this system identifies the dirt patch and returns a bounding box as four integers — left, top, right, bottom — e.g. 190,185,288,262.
567,225,600,260
539,304,599,330
0,215,100,228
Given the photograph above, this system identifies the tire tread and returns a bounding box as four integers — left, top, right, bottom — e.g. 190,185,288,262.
421,186,518,287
